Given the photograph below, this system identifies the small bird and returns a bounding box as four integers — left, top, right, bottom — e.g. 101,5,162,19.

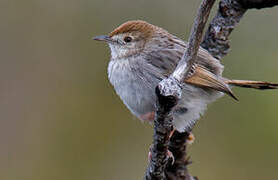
94,20,278,132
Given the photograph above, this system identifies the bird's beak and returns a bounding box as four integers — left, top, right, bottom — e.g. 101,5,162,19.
93,35,112,43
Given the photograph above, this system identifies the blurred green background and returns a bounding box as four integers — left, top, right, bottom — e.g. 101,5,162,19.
1,0,278,179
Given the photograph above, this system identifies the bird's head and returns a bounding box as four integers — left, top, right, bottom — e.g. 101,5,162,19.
94,20,168,59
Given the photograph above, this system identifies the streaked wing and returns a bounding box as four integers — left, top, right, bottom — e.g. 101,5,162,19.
144,47,183,77
144,37,223,78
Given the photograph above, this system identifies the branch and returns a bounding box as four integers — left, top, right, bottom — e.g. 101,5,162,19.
201,0,246,59
165,131,192,180
144,0,278,179
173,0,216,82
165,0,278,179
144,87,178,180
144,0,216,179
201,0,278,59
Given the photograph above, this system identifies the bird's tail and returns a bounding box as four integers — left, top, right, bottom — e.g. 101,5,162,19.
224,79,278,90
184,65,278,101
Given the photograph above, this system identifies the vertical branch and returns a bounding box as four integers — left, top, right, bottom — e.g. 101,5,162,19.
144,0,216,179
165,131,192,180
201,0,246,59
173,0,216,81
144,0,278,180
144,87,178,180
201,0,278,59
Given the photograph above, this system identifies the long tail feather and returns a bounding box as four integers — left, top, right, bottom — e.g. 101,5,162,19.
225,80,278,90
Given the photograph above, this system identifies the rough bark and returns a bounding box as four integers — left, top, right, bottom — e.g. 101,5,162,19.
202,0,278,60
144,0,278,179
173,0,216,81
165,131,192,180
144,87,178,180
145,0,216,179
201,0,246,59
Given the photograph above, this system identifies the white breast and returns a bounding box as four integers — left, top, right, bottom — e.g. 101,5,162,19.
108,58,158,118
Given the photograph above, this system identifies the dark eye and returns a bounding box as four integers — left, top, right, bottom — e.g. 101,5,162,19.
124,36,132,43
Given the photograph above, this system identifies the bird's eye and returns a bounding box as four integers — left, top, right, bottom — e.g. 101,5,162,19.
123,36,132,43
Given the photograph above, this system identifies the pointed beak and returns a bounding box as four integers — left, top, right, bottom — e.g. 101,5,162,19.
92,35,112,42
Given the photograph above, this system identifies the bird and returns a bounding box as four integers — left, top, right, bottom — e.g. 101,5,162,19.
94,20,278,132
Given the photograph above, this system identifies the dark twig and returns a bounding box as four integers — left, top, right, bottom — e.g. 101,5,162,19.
173,0,216,82
144,0,216,179
144,87,178,180
144,0,278,179
201,0,246,59
165,131,191,180
201,0,278,59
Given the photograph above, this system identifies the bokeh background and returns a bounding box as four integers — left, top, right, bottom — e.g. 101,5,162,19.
1,0,278,179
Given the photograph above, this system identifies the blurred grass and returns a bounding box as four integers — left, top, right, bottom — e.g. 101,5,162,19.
0,0,277,179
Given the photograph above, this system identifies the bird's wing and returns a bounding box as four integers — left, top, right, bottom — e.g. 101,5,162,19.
143,42,237,99
144,47,182,77
144,43,223,78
